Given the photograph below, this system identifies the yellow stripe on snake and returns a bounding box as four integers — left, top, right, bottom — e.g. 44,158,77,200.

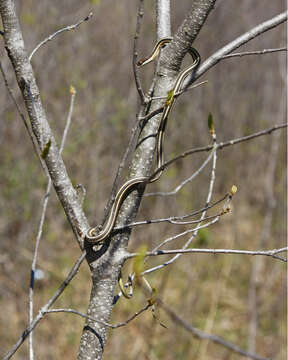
86,38,201,244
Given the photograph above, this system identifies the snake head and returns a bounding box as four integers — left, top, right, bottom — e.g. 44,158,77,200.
136,58,146,67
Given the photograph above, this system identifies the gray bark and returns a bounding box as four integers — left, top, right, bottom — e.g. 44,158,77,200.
156,0,171,39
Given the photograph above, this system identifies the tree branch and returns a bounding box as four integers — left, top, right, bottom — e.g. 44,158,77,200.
132,0,146,103
45,302,152,329
221,47,287,59
143,132,218,276
114,192,229,230
149,123,287,180
146,145,216,196
29,87,76,359
187,11,287,85
128,247,288,262
0,0,90,248
29,12,93,61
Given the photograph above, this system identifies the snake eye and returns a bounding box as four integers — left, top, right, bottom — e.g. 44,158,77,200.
137,58,145,67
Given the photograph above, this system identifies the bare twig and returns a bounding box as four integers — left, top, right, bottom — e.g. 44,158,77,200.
143,133,218,276
120,213,222,231
149,123,287,180
149,80,209,101
151,217,220,251
3,252,86,360
145,145,216,196
133,0,146,103
29,13,93,61
216,124,287,149
115,192,229,231
45,302,152,329
139,81,208,126
188,11,287,85
160,301,271,360
115,217,221,303
139,105,165,125
127,247,288,262
116,214,219,231
29,87,76,360
221,47,287,59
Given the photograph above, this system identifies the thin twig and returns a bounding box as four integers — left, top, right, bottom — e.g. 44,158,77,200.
29,13,93,61
45,302,152,329
139,81,208,125
114,214,221,304
143,134,218,276
127,247,288,262
29,88,76,359
221,47,287,59
145,145,216,196
149,80,209,101
149,123,287,180
160,301,271,360
139,105,165,125
120,212,222,230
115,216,221,302
3,252,86,360
114,192,229,231
133,0,146,103
188,11,287,85
152,217,220,251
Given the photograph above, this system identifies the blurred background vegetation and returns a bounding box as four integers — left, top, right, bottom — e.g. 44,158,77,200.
0,0,286,359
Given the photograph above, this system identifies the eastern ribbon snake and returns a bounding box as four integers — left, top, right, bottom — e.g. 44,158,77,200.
86,38,201,244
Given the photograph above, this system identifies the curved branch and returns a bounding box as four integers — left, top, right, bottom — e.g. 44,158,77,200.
187,11,287,85
29,12,93,61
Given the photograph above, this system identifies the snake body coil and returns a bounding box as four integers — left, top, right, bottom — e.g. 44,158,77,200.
86,39,200,244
